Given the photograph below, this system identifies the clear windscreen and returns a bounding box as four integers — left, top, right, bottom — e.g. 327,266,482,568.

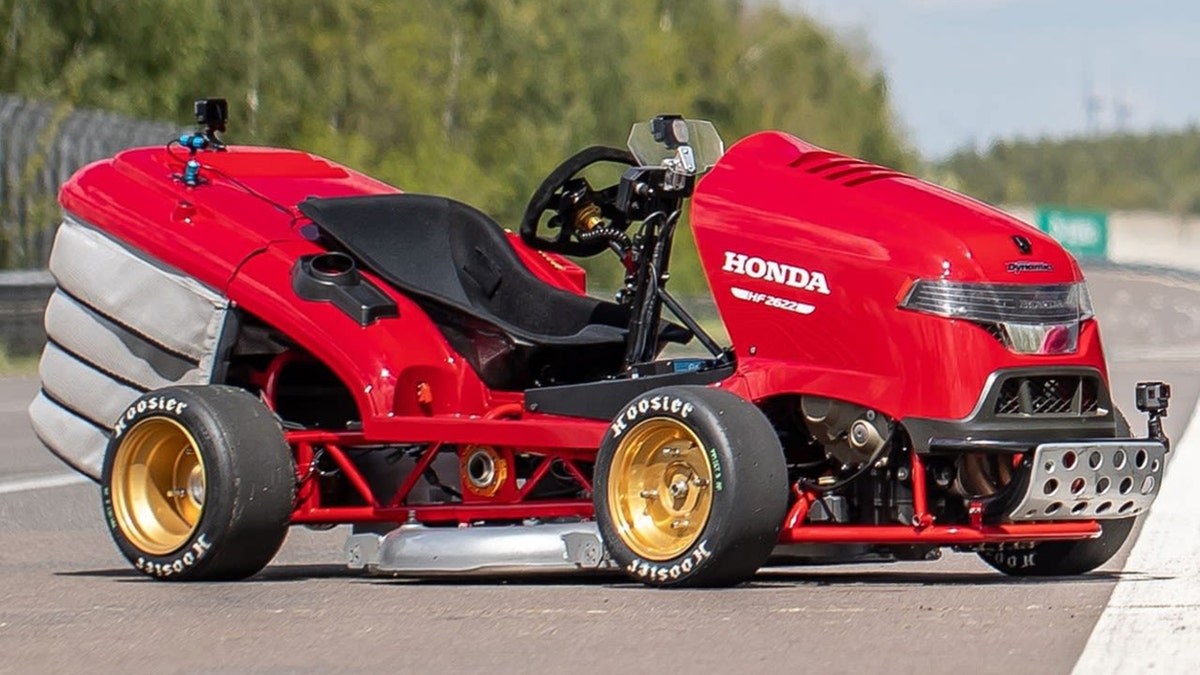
627,119,724,173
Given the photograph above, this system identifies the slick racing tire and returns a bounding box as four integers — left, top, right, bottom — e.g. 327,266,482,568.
979,517,1135,576
595,386,787,588
101,386,295,581
979,409,1136,577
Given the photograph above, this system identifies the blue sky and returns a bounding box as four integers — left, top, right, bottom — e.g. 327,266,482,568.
785,0,1200,158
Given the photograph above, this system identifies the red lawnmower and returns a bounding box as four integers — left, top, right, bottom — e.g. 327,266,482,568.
32,101,1170,586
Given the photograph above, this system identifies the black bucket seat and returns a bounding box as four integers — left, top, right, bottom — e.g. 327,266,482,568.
298,194,688,389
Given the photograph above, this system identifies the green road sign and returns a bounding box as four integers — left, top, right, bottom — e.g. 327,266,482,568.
1035,207,1108,259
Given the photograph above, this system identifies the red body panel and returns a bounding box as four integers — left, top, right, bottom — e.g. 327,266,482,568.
693,131,1106,420
59,145,592,438
60,146,391,291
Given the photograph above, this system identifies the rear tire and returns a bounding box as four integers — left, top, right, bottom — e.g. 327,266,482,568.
979,408,1136,576
594,386,787,587
101,386,295,581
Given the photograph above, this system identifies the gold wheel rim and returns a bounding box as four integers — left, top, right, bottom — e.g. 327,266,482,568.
607,418,713,561
110,417,206,555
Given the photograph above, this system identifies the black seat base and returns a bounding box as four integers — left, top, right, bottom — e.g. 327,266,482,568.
298,194,688,389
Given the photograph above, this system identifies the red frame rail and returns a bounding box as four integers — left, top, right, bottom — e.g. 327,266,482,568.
778,451,1101,545
286,430,594,526
266,354,1101,544
286,429,1101,544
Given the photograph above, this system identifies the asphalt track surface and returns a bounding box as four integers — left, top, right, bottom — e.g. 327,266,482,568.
3,265,1200,674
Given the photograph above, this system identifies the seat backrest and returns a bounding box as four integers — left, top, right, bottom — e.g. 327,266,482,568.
298,194,621,340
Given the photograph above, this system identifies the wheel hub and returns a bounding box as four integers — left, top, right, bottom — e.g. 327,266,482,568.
187,463,206,507
109,417,206,555
668,477,690,499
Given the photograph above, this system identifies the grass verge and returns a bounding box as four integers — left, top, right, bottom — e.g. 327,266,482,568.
0,345,39,377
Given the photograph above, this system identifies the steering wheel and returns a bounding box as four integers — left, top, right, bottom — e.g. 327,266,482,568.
520,146,638,257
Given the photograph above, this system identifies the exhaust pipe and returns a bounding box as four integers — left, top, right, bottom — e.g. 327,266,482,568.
345,521,612,576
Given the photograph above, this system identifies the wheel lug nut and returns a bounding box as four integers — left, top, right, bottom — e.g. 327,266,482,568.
692,477,709,488
639,489,659,499
670,519,690,530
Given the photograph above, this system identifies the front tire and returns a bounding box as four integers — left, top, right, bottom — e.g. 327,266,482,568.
594,386,787,587
979,517,1135,576
979,408,1137,576
101,386,295,581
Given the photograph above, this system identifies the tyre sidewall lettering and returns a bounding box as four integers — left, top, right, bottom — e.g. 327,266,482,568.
988,550,1037,570
113,396,190,439
101,486,118,531
130,534,213,579
979,516,1136,576
707,445,724,492
607,395,720,490
102,386,296,582
623,540,714,583
600,386,787,587
609,395,695,439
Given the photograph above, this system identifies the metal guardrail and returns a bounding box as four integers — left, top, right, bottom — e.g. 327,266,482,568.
0,94,177,357
0,269,53,356
0,94,176,268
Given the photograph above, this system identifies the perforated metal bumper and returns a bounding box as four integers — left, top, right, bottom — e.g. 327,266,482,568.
1009,441,1166,521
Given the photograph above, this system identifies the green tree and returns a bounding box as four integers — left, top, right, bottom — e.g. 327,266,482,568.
939,127,1200,216
0,0,914,290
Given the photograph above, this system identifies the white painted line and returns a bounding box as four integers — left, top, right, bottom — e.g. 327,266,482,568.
0,472,92,496
1073,395,1200,674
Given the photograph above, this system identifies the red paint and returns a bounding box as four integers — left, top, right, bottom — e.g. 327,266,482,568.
290,501,594,526
910,451,935,529
284,431,595,524
262,350,308,411
693,131,1106,421
785,487,816,529
778,522,1101,545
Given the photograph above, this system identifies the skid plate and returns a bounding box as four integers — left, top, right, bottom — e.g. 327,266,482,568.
345,521,612,576
1009,441,1167,521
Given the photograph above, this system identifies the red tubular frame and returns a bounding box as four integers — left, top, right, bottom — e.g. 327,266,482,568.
290,501,593,526
260,347,601,527
288,427,1102,543
270,354,1100,544
779,451,1102,545
286,428,595,526
778,523,1100,545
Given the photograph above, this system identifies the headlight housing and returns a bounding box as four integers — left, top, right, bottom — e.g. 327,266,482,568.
899,280,1094,355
